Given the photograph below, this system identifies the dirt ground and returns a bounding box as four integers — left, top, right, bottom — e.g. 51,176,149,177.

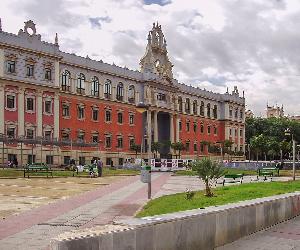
0,176,124,219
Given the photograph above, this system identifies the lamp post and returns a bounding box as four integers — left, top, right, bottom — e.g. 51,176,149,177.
136,102,151,199
285,128,296,181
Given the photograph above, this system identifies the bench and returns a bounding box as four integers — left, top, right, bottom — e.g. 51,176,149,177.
24,163,52,178
258,168,279,181
222,174,244,186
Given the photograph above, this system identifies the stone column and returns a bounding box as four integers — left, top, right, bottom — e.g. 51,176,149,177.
170,113,174,144
176,115,180,142
154,110,158,142
112,86,116,101
36,91,43,137
0,49,4,77
237,125,241,151
54,61,60,87
18,88,25,136
147,110,152,160
53,94,59,139
0,85,4,134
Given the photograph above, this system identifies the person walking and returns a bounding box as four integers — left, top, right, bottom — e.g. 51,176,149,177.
97,159,103,177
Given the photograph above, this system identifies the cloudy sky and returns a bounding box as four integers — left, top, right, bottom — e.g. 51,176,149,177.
1,0,299,116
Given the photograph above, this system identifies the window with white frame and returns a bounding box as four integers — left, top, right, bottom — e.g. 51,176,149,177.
44,100,52,114
6,127,15,138
26,64,34,77
77,105,85,119
104,79,112,99
6,94,15,109
77,131,85,142
92,108,99,121
61,130,70,141
61,70,71,91
62,103,70,117
76,73,85,94
45,68,52,81
105,110,111,122
26,128,35,139
6,60,16,73
116,82,124,101
92,133,99,143
129,137,135,148
44,130,52,141
105,135,111,148
128,85,135,103
117,112,123,124
129,113,134,125
91,76,99,97
117,136,123,148
26,97,34,112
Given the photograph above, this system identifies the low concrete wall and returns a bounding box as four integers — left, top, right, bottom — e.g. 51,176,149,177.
51,192,300,250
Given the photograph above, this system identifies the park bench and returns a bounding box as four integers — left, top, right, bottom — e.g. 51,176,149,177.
23,163,52,178
257,167,279,181
222,173,244,186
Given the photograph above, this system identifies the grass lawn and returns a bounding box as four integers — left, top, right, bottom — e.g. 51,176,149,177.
137,180,300,217
0,168,139,178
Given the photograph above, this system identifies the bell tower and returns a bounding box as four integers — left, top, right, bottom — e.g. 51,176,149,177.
140,22,173,80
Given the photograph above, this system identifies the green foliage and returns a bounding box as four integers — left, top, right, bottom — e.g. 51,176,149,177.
191,158,225,197
137,180,300,217
130,144,141,158
151,142,161,158
246,117,300,161
185,189,195,200
171,141,185,158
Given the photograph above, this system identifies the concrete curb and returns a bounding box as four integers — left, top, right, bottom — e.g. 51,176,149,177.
50,192,300,250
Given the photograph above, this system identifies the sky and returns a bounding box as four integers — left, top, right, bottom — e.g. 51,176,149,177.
0,0,299,116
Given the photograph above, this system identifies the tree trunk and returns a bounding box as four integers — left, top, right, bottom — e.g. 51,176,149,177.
205,180,213,197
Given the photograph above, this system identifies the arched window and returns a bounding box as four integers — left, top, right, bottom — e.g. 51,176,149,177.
91,76,99,97
185,98,190,113
207,103,211,118
178,97,183,112
213,105,217,119
128,85,135,103
200,101,204,116
104,79,112,99
61,70,71,91
76,73,85,94
116,82,124,101
193,100,197,115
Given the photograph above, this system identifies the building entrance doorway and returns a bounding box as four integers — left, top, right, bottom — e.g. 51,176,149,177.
157,112,171,158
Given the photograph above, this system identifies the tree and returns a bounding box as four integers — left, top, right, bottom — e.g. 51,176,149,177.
191,158,224,197
151,142,161,158
171,142,185,158
130,144,141,158
223,139,234,154
250,134,267,161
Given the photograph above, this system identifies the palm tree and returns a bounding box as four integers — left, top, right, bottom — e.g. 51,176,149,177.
130,144,141,158
191,158,224,197
171,142,185,159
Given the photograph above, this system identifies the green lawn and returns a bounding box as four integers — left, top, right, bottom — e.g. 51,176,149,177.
0,168,139,178
137,180,300,217
174,168,257,176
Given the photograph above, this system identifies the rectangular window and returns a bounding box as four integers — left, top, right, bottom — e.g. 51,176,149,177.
62,132,70,141
186,122,190,132
45,68,52,80
77,132,85,141
200,124,204,133
79,157,85,166
106,157,112,166
27,155,36,164
157,93,166,101
186,142,190,151
207,126,211,134
105,110,111,122
229,109,233,117
117,113,123,124
44,131,52,141
62,104,70,117
240,111,243,119
194,143,197,151
26,64,34,77
46,155,53,165
77,106,85,119
92,135,98,143
6,95,15,109
118,158,124,166
240,129,243,137
117,137,123,148
129,138,135,148
26,129,34,139
92,109,98,121
7,128,15,138
26,97,34,112
200,144,204,152
129,114,134,125
6,60,15,73
64,156,71,165
179,121,182,131
193,123,197,133
105,136,111,148
44,100,52,114
214,127,218,135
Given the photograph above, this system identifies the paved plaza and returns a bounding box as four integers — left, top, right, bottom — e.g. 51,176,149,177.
0,173,297,249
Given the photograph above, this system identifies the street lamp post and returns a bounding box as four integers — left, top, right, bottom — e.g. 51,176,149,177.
285,128,296,181
136,102,151,199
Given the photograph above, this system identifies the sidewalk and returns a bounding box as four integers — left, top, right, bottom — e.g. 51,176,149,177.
0,173,171,250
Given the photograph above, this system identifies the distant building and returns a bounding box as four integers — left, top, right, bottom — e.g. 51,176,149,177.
245,110,254,119
266,104,284,118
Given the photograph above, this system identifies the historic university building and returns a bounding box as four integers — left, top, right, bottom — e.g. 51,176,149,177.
0,20,245,166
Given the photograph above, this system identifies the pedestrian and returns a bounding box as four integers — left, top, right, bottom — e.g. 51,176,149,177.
97,159,103,177
110,160,114,169
14,158,18,168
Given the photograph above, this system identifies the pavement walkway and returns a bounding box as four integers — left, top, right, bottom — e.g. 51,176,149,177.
0,173,171,250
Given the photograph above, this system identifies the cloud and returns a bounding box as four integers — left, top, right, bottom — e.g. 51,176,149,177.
1,0,300,116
